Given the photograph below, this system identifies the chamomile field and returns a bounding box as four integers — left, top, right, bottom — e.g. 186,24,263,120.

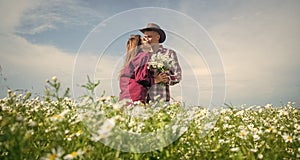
0,77,299,160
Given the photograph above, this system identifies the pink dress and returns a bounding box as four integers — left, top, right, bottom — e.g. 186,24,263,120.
119,52,154,104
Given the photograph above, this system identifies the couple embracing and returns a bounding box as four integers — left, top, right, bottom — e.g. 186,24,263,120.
119,23,182,104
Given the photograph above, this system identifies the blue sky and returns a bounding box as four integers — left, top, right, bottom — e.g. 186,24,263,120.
0,0,299,107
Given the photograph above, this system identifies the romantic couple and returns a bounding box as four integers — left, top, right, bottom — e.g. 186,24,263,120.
119,23,182,104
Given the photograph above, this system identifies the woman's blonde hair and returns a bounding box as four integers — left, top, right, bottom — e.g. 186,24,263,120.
120,35,142,74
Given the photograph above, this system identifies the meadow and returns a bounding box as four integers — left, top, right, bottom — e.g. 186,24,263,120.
0,77,299,159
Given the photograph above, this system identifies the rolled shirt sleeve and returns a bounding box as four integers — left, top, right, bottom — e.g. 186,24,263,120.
168,49,182,85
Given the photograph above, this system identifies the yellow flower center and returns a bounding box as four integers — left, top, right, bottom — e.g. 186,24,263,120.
49,154,57,160
71,151,77,157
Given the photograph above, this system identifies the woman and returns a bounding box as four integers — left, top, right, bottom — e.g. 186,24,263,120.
119,35,154,104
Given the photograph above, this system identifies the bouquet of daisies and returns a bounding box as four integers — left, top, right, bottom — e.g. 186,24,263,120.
147,53,175,75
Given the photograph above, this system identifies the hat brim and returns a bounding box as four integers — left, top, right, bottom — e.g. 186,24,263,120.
140,28,166,43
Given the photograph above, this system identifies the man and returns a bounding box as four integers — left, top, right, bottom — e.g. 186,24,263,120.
140,23,182,102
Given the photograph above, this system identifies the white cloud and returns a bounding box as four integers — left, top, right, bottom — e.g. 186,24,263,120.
0,0,106,97
0,33,120,99
0,33,75,96
16,0,103,35
0,0,37,33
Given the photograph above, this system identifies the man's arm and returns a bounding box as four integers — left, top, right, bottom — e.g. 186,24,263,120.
168,50,182,85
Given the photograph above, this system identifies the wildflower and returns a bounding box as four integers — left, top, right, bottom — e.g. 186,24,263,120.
50,110,69,122
238,129,249,140
230,147,239,152
294,124,300,130
223,116,230,121
128,119,136,128
65,134,72,141
103,118,115,129
65,130,70,134
282,133,293,143
112,102,123,110
264,104,272,109
218,139,225,144
247,124,255,131
172,125,179,134
115,115,125,122
135,122,145,133
50,115,63,121
278,109,288,116
214,127,220,132
147,53,175,74
41,147,64,160
52,76,57,82
258,153,263,159
63,149,83,160
238,125,245,130
253,134,260,141
256,105,261,109
16,114,23,121
28,119,37,127
179,127,188,135
265,126,277,133
223,123,229,129
234,110,244,117
258,127,265,134
90,118,115,141
131,106,146,118
250,148,258,152
75,130,82,136
203,122,214,131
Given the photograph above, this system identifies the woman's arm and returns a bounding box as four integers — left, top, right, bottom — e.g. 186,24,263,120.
133,53,154,87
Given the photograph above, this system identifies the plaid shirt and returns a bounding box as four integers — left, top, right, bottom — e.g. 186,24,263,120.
147,45,182,102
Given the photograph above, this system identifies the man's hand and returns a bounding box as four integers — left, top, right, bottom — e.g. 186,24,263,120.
154,72,169,84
